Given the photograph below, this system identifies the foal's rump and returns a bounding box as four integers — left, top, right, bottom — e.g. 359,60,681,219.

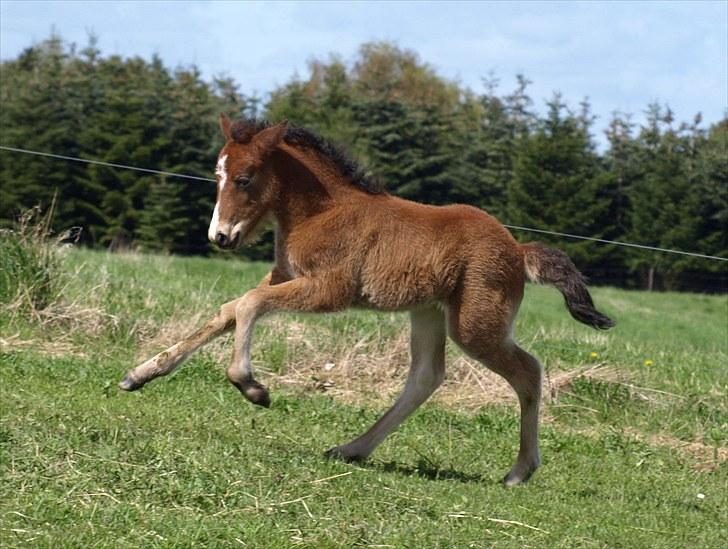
436,203,614,332
405,203,614,333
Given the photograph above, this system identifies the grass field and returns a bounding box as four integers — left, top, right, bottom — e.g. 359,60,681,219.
1,248,726,548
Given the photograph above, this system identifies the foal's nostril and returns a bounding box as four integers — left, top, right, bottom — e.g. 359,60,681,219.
215,232,229,247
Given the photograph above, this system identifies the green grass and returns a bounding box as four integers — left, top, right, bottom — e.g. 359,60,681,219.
0,208,63,311
1,249,727,548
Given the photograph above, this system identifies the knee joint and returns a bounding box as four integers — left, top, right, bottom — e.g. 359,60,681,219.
235,289,263,317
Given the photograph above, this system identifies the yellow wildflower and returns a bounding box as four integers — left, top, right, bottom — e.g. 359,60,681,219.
590,352,598,359
644,359,653,366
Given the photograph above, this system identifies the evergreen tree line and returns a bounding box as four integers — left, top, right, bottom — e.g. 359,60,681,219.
1,37,725,291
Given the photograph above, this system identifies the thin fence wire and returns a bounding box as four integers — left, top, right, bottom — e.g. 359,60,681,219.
0,145,216,182
1,144,726,262
502,224,727,262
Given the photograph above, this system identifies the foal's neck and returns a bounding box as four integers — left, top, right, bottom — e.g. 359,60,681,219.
271,144,362,231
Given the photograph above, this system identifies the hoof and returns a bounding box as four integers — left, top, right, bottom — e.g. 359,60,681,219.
232,379,271,408
118,373,144,391
502,466,537,487
324,446,367,463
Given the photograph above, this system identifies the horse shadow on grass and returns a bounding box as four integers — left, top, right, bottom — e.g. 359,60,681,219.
357,459,489,484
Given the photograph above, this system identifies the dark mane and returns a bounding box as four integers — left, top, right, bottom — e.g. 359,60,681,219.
230,118,383,194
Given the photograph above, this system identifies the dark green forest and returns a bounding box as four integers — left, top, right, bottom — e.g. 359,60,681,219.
1,36,726,291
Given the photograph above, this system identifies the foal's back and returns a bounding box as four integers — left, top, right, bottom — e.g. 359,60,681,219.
310,192,526,312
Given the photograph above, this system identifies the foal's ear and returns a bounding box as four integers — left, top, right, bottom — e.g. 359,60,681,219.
253,121,288,155
219,113,232,141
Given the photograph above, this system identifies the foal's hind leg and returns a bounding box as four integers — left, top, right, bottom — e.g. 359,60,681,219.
326,305,446,462
480,343,542,485
452,330,542,485
447,286,542,485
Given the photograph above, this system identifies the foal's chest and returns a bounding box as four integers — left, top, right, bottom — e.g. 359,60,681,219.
273,230,299,280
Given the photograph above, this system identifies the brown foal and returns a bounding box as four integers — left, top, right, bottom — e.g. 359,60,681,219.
120,114,614,485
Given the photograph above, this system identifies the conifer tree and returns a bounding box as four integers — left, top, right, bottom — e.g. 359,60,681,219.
0,35,102,237
507,95,613,267
137,176,188,252
166,67,219,253
696,119,728,268
626,104,700,288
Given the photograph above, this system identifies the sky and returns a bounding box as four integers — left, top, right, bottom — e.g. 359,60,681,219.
1,0,726,142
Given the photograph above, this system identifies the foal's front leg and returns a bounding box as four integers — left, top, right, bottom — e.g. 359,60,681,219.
119,297,240,391
119,271,276,391
225,276,350,407
326,305,446,461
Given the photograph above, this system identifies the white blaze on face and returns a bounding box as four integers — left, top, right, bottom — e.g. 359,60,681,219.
215,154,229,191
207,203,220,242
208,154,229,241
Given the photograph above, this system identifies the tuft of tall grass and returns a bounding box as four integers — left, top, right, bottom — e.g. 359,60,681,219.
0,204,76,313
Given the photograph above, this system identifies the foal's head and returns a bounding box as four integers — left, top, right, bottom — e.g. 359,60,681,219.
208,114,287,249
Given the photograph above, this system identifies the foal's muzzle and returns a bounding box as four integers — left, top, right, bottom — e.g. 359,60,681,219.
215,231,238,250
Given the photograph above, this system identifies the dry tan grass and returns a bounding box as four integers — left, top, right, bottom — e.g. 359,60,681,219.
253,318,507,411
566,425,728,472
129,315,633,416
136,311,208,361
627,427,728,471
249,321,629,415
0,333,84,358
37,302,120,335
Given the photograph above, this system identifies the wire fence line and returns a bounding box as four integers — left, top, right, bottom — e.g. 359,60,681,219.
1,144,727,262
501,224,726,262
0,145,216,182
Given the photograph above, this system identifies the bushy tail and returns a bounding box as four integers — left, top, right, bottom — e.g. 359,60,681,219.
522,242,615,330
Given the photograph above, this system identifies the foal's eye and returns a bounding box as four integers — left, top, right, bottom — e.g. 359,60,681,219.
235,176,252,188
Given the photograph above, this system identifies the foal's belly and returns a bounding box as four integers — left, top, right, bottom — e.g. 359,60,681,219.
356,264,453,311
